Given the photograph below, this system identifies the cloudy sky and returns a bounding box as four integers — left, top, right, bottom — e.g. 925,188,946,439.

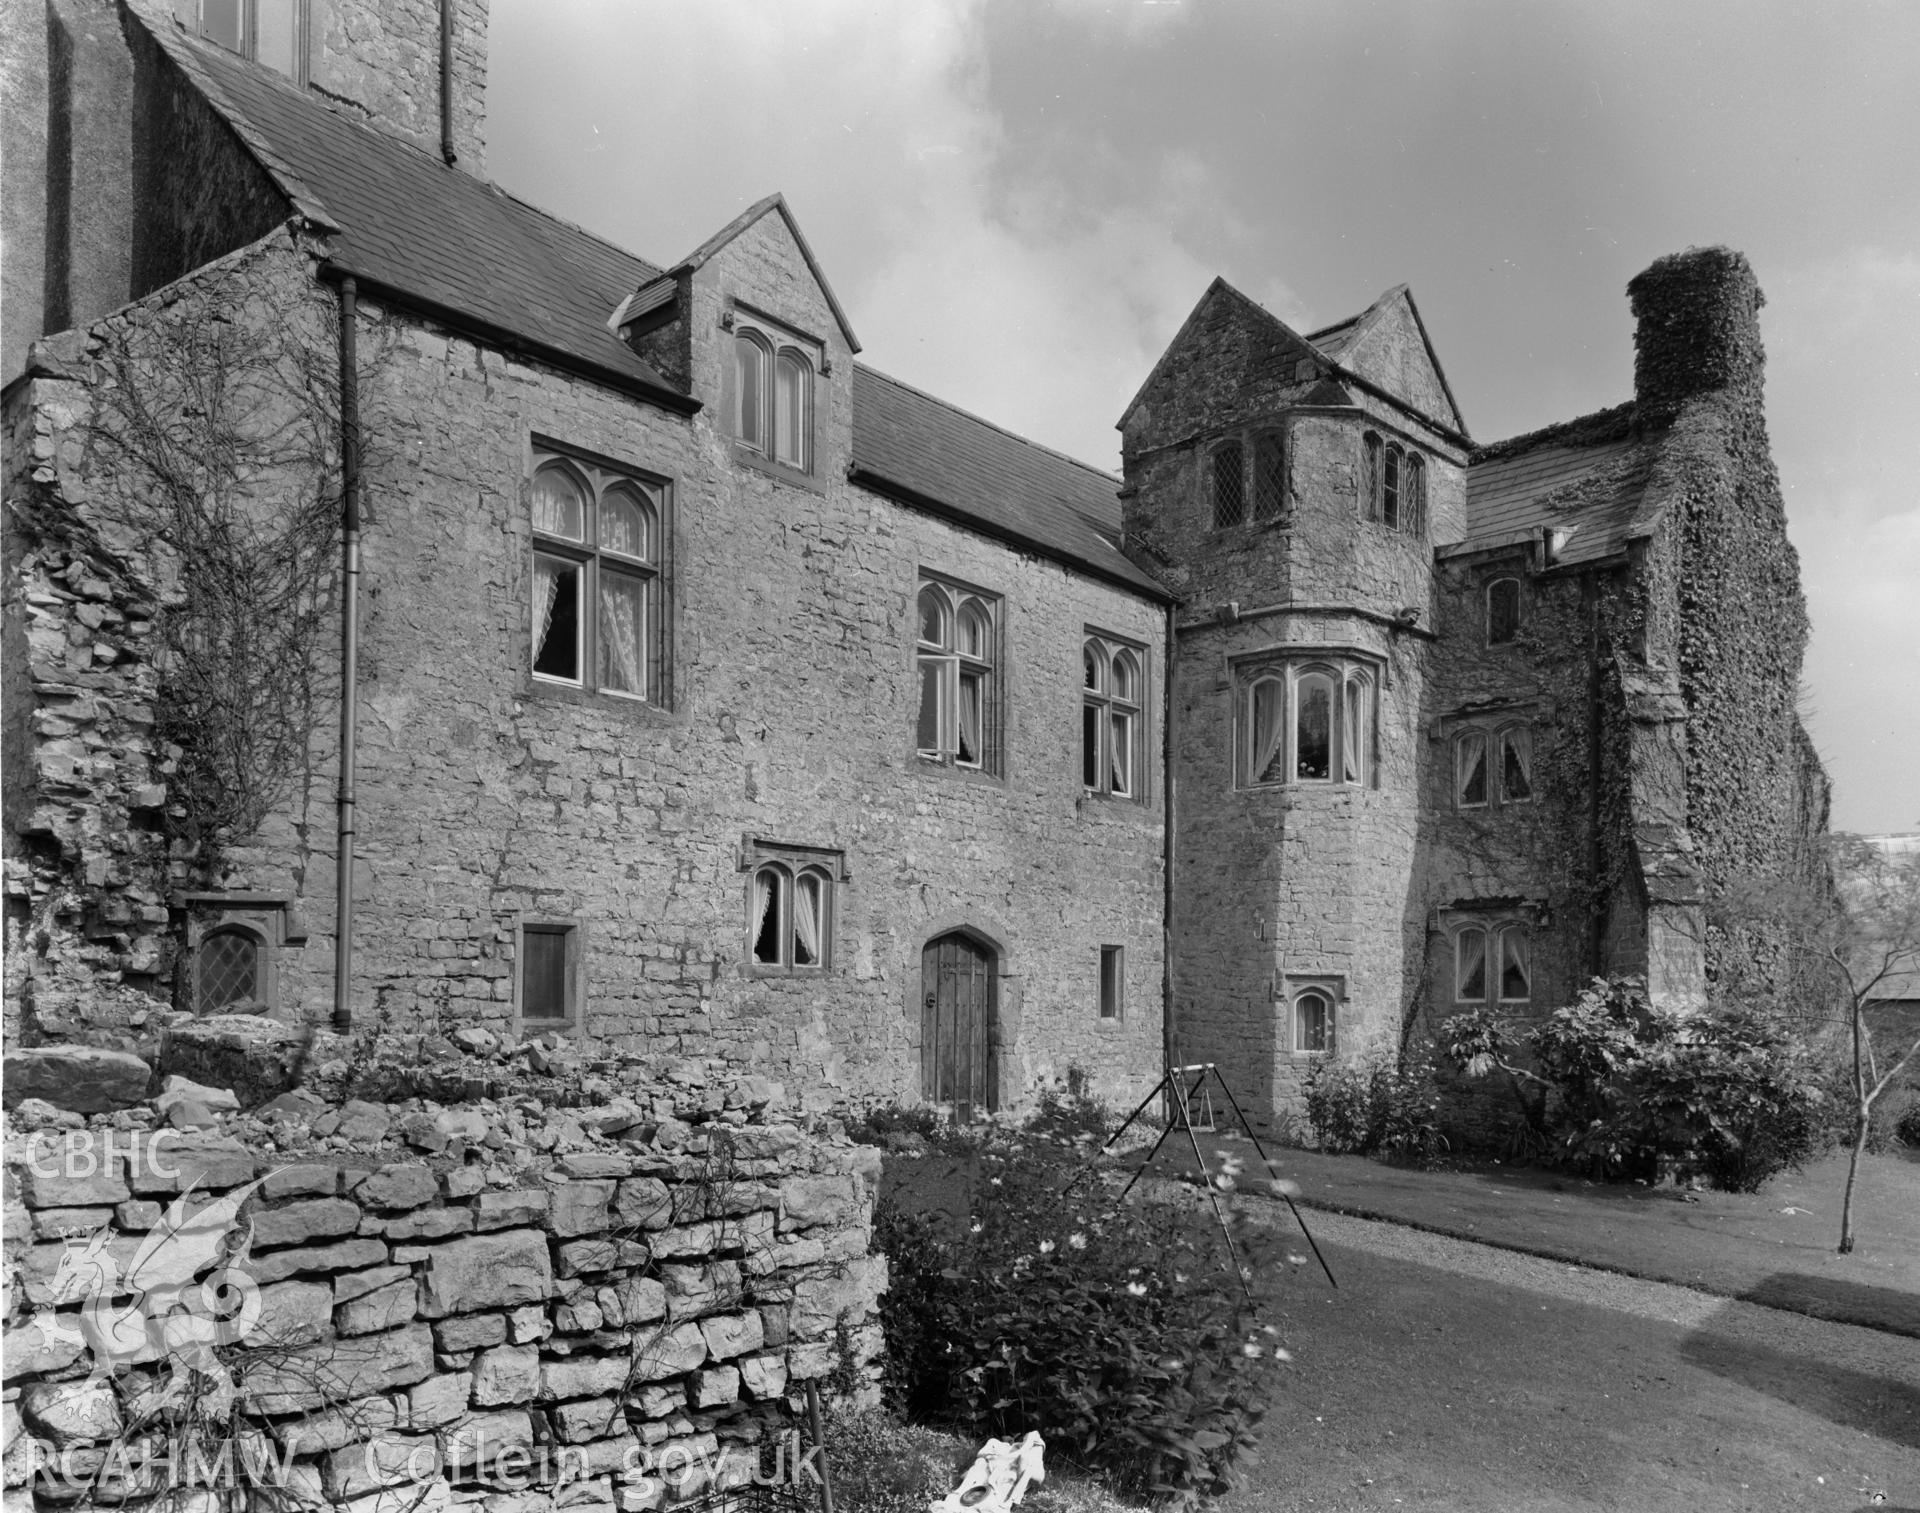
488,0,1919,834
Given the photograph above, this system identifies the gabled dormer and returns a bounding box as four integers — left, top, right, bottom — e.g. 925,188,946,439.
1306,285,1466,440
611,194,860,492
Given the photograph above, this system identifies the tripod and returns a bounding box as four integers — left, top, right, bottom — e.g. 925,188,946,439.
1064,1062,1338,1298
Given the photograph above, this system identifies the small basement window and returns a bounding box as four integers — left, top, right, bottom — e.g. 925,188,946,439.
519,921,579,1029
1099,945,1124,1020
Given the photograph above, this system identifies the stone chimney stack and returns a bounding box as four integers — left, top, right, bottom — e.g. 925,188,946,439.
310,0,490,172
1627,246,1765,428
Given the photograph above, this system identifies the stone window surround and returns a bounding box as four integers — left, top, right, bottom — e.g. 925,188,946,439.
1232,645,1383,790
722,302,827,491
1441,905,1544,1007
1082,628,1149,804
1278,971,1345,1056
1361,429,1428,535
914,570,1005,780
1485,574,1525,647
1452,719,1535,811
526,439,672,710
1204,425,1288,531
515,916,583,1034
740,838,848,976
1097,944,1125,1023
180,0,310,85
181,892,304,1016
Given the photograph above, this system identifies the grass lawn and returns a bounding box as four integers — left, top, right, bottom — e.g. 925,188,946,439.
1123,1136,1920,1335
1224,1229,1920,1512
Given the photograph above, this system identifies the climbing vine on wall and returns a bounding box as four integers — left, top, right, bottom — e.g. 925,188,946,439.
83,288,381,870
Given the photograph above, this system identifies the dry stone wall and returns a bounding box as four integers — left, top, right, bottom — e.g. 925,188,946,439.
2,1058,883,1512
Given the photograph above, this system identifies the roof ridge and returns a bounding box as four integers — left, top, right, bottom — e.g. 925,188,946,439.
1472,401,1636,464
855,363,1120,485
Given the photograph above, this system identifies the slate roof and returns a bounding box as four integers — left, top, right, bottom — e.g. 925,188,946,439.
852,367,1164,597
1305,316,1361,363
145,20,1166,598
156,25,683,403
1466,406,1650,565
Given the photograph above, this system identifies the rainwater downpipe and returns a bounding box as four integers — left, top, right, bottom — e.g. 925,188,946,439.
332,277,364,1031
439,0,457,165
1161,600,1177,1099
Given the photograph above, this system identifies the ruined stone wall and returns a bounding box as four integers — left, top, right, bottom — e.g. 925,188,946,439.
2,1064,882,1509
1627,250,1828,908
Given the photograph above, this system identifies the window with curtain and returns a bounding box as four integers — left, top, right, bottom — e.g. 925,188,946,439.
916,576,999,773
1499,725,1533,803
1452,921,1532,1005
731,314,821,475
1082,633,1145,801
1455,926,1488,1002
531,450,666,703
1498,925,1531,1003
1456,730,1489,808
746,848,839,971
1239,658,1380,790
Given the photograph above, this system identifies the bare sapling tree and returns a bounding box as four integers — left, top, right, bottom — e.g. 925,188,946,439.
1823,835,1920,1253
1719,834,1920,1251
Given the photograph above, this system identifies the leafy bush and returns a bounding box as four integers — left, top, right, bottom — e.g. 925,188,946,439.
1894,1092,1920,1150
1302,1044,1446,1164
1442,977,1830,1190
874,1129,1291,1508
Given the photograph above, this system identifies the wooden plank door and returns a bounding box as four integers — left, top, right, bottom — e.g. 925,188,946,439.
921,932,998,1120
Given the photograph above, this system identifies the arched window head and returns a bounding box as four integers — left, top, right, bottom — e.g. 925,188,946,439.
1294,671,1334,781
1294,990,1333,1053
1212,442,1246,528
734,333,770,451
748,848,839,970
599,486,654,562
1456,730,1489,808
1498,925,1531,1002
917,584,952,649
1455,926,1488,1002
1246,675,1287,785
1499,725,1533,803
197,926,261,1015
532,463,586,541
1403,453,1426,535
1488,578,1522,645
1084,634,1145,799
918,575,1000,773
1341,671,1373,786
774,350,812,470
957,599,993,661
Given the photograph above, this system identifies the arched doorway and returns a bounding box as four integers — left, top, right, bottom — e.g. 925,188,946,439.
921,931,999,1120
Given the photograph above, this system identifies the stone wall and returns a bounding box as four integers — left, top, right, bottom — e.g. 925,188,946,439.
2,1060,883,1510
310,0,488,170
4,204,1168,1117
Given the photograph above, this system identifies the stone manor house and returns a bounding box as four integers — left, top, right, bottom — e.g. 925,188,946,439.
3,0,1826,1127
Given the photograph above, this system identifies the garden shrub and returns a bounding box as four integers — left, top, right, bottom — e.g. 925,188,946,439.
1442,977,1830,1189
1302,1044,1445,1164
874,1125,1291,1508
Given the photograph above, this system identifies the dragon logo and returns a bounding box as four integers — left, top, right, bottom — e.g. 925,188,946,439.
17,1176,274,1403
